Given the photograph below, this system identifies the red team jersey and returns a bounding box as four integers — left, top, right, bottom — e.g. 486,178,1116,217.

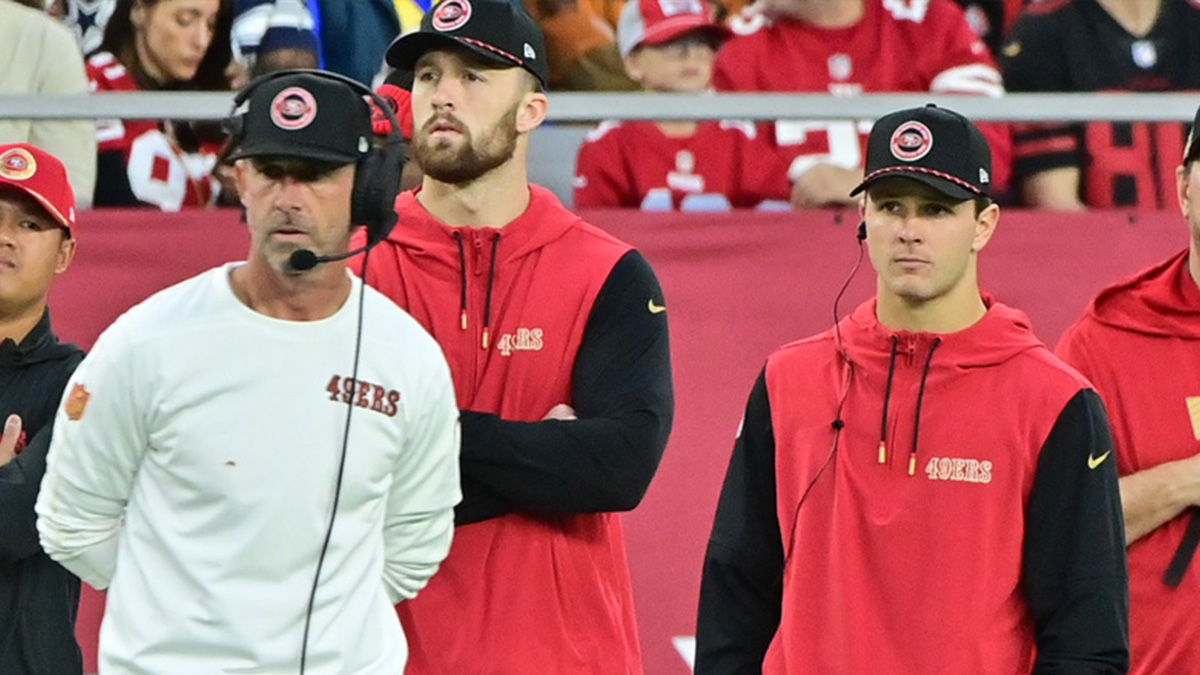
713,0,1011,192
573,120,790,210
87,52,220,210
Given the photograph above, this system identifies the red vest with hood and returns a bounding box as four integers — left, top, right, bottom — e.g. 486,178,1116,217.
1057,250,1200,675
355,186,643,674
765,296,1091,674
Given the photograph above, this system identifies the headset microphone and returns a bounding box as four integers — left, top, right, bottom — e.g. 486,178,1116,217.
289,242,376,272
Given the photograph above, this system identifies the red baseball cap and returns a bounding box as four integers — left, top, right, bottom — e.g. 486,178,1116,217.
617,0,732,58
0,143,76,233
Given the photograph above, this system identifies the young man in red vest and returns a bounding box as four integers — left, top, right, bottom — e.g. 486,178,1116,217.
697,105,1129,675
356,1,674,673
1056,104,1200,675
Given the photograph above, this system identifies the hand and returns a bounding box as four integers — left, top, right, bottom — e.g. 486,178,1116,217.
542,404,577,421
789,164,861,208
0,414,22,467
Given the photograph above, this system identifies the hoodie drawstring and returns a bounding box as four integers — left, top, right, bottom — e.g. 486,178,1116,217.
481,233,500,350
878,337,899,465
452,231,468,331
877,336,941,477
909,338,942,476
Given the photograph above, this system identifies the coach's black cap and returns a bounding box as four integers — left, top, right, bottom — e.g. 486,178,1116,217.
1185,104,1200,164
227,71,373,164
385,0,549,89
850,104,992,201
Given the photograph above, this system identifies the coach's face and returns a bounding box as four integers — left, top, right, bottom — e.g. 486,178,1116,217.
410,47,547,185
235,157,356,275
0,189,74,316
864,177,996,308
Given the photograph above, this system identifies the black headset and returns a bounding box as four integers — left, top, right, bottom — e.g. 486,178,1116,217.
224,68,405,246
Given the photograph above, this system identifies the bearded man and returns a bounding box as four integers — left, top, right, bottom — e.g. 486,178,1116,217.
352,3,675,674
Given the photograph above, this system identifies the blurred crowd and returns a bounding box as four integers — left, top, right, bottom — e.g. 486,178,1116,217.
0,0,1195,213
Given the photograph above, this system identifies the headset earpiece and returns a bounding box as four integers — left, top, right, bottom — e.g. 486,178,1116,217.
857,220,867,241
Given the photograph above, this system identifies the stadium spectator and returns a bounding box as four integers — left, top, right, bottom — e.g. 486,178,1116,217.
1001,0,1200,210
574,0,788,209
87,0,234,210
1055,104,1200,675
0,0,97,207
714,0,1011,208
230,0,317,77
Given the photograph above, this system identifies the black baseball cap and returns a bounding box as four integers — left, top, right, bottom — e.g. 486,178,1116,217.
850,104,993,202
385,0,549,89
1185,103,1200,164
227,71,373,165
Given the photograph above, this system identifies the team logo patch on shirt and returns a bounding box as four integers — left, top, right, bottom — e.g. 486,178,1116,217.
924,456,992,484
890,121,933,162
327,375,400,417
270,87,318,131
431,0,471,31
64,384,90,421
496,328,544,356
0,148,37,181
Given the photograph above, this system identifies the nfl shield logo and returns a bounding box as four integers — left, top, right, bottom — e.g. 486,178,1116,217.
828,54,852,81
1131,40,1157,69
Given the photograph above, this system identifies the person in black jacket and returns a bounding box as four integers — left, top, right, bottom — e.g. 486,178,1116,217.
0,143,84,675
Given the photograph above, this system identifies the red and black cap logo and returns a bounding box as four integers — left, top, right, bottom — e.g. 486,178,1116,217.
270,86,318,131
890,121,933,162
0,148,37,181
432,0,473,31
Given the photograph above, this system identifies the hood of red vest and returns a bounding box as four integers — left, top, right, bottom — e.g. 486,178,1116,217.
380,185,580,263
1083,249,1200,339
841,293,1046,370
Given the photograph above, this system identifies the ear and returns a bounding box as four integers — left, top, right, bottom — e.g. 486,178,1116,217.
234,160,251,208
623,54,644,84
131,1,146,28
515,90,548,135
971,202,1000,254
55,234,77,275
1177,164,1191,218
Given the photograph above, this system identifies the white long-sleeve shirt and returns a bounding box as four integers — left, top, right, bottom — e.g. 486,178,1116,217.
36,263,460,674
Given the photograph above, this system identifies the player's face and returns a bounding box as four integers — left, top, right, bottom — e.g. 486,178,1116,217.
411,48,545,185
134,0,221,83
864,178,996,309
1176,161,1200,253
625,34,718,93
0,190,75,318
235,158,356,276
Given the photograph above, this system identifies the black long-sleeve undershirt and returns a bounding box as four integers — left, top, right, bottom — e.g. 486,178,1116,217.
454,250,673,524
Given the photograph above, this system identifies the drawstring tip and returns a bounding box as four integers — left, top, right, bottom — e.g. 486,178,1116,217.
877,441,887,464
908,455,917,476
460,311,468,331
481,328,489,350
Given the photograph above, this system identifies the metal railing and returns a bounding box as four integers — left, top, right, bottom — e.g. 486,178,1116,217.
1,92,1196,122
